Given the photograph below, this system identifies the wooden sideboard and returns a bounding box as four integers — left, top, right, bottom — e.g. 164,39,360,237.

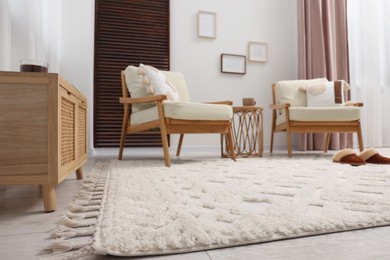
0,71,87,212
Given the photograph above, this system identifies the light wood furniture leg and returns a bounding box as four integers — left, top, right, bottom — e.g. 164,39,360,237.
270,114,276,154
286,128,292,158
227,125,236,161
259,111,264,156
285,109,292,157
119,104,130,160
157,102,171,167
41,184,56,212
176,134,184,156
220,134,225,158
324,133,331,153
76,167,83,180
357,127,364,152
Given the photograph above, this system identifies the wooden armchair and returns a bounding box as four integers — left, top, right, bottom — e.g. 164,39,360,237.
269,78,364,157
119,65,236,167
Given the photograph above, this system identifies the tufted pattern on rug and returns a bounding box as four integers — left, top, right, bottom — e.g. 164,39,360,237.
47,155,390,258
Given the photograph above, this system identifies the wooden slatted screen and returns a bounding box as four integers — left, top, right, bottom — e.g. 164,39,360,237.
94,0,170,147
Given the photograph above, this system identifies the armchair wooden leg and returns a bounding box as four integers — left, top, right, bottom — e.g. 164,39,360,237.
227,125,236,161
324,133,331,153
161,132,171,167
220,134,225,158
357,127,364,152
119,105,130,160
176,134,184,156
270,129,275,154
286,130,292,158
157,103,171,167
118,131,126,160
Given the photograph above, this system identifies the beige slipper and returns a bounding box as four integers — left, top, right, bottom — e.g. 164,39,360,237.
358,148,390,164
333,149,366,166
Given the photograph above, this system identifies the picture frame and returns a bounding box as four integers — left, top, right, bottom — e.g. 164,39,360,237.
221,54,246,74
197,11,216,39
248,41,267,62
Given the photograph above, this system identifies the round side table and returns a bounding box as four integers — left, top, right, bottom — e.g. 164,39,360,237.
222,106,264,158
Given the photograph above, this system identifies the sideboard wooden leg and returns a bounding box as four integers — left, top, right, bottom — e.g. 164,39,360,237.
76,167,84,180
41,184,56,212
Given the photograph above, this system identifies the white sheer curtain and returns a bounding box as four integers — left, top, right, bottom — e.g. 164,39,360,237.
0,0,61,72
348,0,390,147
0,0,11,70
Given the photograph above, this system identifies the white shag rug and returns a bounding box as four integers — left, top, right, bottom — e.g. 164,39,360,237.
47,156,390,259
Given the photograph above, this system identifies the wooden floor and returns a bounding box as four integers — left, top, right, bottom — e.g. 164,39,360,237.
2,150,390,260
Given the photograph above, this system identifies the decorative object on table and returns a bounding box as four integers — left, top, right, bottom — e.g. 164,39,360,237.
221,54,246,74
46,156,390,258
248,41,267,62
197,11,216,39
19,59,48,72
222,106,263,157
242,97,256,106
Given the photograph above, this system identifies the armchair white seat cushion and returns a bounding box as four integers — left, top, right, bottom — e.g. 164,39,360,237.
288,107,360,122
131,102,233,125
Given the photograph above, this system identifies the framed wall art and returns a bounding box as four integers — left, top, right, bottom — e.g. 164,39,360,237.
221,54,246,74
248,41,267,62
197,11,216,39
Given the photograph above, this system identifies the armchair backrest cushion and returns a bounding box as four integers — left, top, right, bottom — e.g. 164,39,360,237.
275,78,328,108
275,78,328,125
124,66,191,112
164,71,191,102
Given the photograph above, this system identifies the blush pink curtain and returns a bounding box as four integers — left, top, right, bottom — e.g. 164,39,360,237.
297,0,352,151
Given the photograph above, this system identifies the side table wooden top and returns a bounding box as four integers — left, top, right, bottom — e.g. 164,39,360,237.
232,106,263,113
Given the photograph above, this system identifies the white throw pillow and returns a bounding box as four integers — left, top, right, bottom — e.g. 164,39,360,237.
124,65,155,112
305,80,346,107
138,64,180,102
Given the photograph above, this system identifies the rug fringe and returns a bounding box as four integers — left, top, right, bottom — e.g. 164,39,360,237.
42,242,94,260
66,211,99,220
57,215,97,228
45,239,92,254
51,225,95,239
68,203,100,213
43,161,110,259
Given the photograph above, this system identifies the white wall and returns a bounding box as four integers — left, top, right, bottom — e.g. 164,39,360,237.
60,0,95,153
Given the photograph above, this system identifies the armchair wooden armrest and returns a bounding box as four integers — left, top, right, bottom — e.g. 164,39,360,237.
119,95,167,104
205,100,233,105
269,103,291,110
